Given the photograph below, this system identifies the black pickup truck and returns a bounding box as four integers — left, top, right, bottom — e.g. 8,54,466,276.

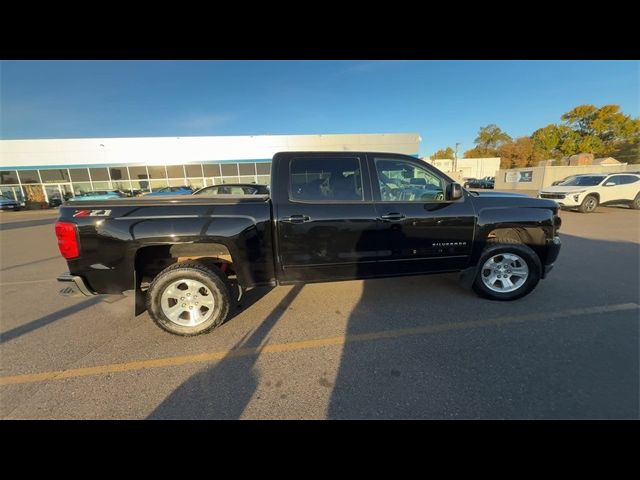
55,152,562,336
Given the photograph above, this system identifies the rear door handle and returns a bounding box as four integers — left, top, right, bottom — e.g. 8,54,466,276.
281,214,310,224
379,213,406,221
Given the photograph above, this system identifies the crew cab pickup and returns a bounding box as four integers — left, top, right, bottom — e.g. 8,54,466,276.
55,152,562,336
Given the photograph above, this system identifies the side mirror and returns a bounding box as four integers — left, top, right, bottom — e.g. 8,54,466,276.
604,182,615,187
448,182,463,201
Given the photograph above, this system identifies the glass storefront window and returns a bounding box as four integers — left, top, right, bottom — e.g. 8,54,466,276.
221,163,239,177
69,168,90,182
109,167,129,180
17,170,41,184
73,183,93,195
239,163,256,175
111,180,132,193
257,175,270,185
92,182,112,190
167,165,185,179
169,178,188,187
150,179,169,190
89,168,110,181
256,163,271,175
221,177,240,184
1,186,24,201
148,166,167,179
129,167,148,181
187,179,204,189
39,168,71,183
239,175,257,184
1,170,19,184
185,164,203,177
131,180,151,193
203,164,221,177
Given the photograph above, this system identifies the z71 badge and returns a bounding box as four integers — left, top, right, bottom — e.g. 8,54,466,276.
73,209,112,218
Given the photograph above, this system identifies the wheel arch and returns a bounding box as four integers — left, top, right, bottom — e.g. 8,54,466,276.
133,240,242,315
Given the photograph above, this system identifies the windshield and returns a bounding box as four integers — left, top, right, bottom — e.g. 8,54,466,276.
559,176,605,186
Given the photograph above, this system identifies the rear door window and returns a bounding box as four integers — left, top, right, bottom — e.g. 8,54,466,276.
289,157,363,202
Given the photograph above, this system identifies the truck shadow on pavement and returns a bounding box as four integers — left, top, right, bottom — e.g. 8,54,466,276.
148,285,302,419
0,296,103,344
147,233,639,419
0,256,61,272
0,218,56,231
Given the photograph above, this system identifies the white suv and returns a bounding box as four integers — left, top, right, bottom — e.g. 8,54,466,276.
538,173,640,213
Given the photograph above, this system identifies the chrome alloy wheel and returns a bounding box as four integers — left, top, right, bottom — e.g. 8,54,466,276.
583,196,597,212
160,279,215,327
480,253,529,293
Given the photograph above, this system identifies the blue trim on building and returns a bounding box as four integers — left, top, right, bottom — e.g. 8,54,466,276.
2,158,275,171
2,153,420,171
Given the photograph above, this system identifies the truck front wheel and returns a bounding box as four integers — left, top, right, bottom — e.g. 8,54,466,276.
146,261,231,336
472,240,542,301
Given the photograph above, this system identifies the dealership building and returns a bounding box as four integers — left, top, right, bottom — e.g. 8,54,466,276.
0,133,421,204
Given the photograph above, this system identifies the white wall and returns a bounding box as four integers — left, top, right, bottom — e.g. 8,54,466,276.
0,133,421,169
495,164,634,190
426,158,501,179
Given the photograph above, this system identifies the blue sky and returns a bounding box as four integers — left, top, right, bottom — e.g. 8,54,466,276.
1,60,638,157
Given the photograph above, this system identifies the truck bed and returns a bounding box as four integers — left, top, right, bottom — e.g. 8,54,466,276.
65,194,270,208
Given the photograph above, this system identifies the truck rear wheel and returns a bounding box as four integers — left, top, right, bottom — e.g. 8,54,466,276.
146,261,231,336
472,239,541,301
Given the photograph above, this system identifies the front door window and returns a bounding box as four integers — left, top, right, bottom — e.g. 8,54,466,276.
374,158,445,202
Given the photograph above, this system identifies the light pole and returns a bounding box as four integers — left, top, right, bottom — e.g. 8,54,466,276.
454,143,461,175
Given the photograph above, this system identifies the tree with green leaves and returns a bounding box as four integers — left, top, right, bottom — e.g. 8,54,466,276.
531,124,563,155
431,147,455,159
464,124,511,158
463,147,495,158
474,124,512,150
497,137,546,169
559,104,639,159
463,104,639,165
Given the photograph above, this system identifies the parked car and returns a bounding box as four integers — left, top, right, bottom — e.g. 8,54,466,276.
0,195,24,211
464,177,494,189
538,173,640,213
75,190,127,201
483,176,495,188
551,175,581,186
55,151,562,337
193,184,270,196
144,186,194,197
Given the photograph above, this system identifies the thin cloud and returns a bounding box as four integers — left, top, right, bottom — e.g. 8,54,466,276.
175,113,238,130
334,60,409,76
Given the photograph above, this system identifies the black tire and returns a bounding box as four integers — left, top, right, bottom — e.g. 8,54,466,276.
578,194,598,213
146,261,231,336
472,238,542,301
631,192,640,210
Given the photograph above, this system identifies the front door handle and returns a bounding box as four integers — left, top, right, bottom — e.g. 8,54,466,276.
379,212,406,221
281,214,311,224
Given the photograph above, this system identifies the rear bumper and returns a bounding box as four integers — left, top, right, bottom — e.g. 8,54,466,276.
57,273,96,297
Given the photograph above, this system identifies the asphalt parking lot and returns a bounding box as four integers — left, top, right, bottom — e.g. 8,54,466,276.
0,198,638,419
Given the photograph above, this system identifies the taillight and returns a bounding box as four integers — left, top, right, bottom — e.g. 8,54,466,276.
55,221,80,259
